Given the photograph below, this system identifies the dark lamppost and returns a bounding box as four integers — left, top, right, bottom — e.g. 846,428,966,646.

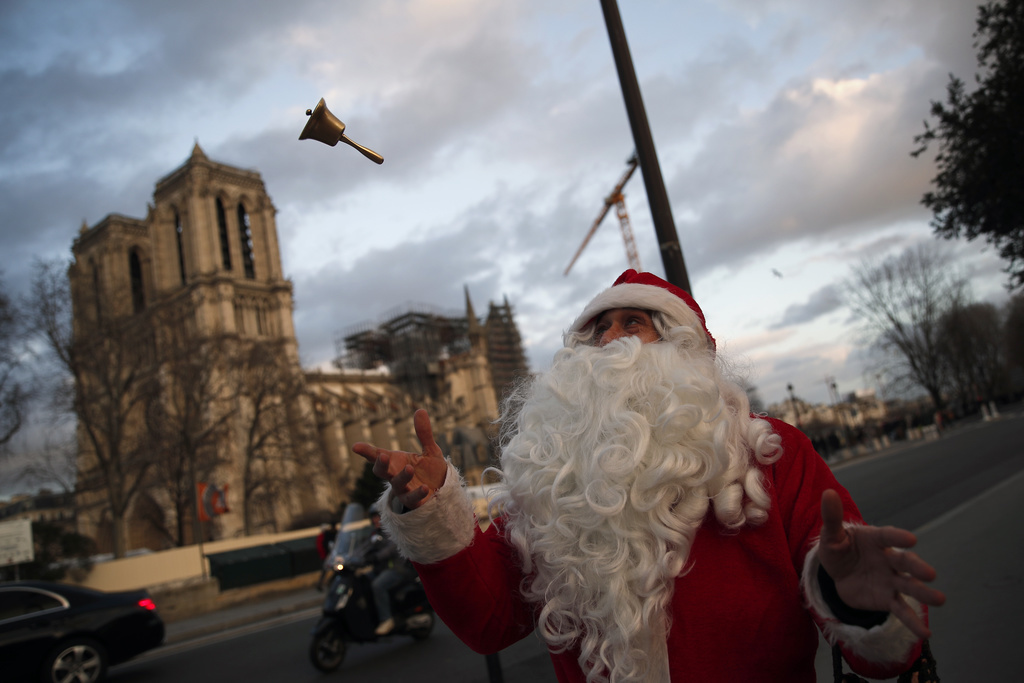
787,384,801,427
599,0,692,293
826,378,851,448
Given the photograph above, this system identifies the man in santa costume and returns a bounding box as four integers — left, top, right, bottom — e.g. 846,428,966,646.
353,269,945,682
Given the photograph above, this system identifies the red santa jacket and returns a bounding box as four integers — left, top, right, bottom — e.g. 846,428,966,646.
384,418,924,682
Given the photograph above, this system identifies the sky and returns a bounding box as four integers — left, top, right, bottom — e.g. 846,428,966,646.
0,0,1011,427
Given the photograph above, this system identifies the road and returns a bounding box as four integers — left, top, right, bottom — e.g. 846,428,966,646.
110,606,555,683
112,409,1023,682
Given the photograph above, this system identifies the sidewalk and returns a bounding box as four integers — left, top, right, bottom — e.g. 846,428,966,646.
162,585,323,645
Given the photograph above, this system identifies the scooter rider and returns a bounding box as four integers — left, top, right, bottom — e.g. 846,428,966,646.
361,506,417,635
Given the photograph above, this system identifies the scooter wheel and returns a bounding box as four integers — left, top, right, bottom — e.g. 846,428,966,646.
309,629,347,672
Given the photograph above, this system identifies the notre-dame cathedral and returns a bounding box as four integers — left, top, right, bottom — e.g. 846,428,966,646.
70,144,528,554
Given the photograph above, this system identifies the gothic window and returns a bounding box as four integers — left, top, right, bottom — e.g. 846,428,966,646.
174,211,187,284
216,198,232,270
129,249,145,313
237,203,255,279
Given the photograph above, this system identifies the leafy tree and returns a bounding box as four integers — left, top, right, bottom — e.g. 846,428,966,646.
912,0,1024,289
0,521,96,583
845,244,968,410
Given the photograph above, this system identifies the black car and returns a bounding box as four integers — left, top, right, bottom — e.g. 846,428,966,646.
0,580,165,683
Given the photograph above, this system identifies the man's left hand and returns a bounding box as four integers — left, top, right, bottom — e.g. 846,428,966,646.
817,489,947,640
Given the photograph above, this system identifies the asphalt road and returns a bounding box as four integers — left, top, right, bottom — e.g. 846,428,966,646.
110,608,555,683
112,409,1023,682
831,410,1024,531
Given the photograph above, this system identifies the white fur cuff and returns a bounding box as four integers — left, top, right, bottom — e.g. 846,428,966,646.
377,461,477,565
802,530,922,665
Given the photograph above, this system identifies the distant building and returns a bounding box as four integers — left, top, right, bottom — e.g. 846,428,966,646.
68,145,528,554
768,388,892,457
0,490,76,529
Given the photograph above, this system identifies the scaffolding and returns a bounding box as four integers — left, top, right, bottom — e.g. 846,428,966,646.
336,298,529,405
485,298,529,402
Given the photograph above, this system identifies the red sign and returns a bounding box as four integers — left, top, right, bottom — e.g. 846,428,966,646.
197,483,230,522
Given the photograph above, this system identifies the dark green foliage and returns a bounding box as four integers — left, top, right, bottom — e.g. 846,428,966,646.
0,521,96,582
913,0,1024,290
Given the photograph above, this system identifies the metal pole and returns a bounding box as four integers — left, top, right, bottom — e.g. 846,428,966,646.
190,453,208,579
599,0,692,293
485,653,505,682
787,384,801,427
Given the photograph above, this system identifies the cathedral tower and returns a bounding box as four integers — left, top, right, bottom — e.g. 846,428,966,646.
70,145,334,552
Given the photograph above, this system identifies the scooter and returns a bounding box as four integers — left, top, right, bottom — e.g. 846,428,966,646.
308,504,435,672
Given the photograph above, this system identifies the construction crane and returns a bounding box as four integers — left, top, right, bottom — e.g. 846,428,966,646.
564,152,642,276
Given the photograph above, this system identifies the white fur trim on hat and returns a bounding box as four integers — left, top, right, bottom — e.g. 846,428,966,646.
569,282,712,347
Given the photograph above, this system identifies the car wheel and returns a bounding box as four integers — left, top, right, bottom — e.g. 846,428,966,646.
309,629,347,672
40,637,108,683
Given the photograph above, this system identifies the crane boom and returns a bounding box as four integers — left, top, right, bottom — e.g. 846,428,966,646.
564,153,641,276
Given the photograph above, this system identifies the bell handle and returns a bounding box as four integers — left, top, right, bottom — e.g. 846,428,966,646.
340,134,384,165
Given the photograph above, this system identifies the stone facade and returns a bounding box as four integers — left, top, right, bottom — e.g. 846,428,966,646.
69,145,523,554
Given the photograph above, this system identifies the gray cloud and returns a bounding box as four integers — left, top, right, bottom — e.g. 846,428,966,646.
772,284,842,328
0,0,1000,415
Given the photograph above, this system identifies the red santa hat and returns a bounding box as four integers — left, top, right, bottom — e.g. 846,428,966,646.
569,269,716,352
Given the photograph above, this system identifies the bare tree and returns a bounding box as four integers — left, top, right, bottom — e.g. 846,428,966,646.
143,307,236,546
1006,294,1024,372
938,301,1005,410
18,430,78,495
845,244,968,410
233,340,320,535
0,273,27,449
25,259,156,558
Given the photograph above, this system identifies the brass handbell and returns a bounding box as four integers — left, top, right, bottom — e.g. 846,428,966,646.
299,98,384,165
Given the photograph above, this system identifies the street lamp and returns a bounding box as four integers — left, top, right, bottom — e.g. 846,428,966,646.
787,383,801,427
826,378,851,448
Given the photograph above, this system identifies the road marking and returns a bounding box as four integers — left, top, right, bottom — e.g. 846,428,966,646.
127,606,321,664
912,466,1024,536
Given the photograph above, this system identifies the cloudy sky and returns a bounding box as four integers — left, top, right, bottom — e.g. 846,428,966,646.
0,0,1009,415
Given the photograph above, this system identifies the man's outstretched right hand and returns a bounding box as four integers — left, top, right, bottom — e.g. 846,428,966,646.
352,409,448,510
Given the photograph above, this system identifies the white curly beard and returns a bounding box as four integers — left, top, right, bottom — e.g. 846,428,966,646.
490,331,782,683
